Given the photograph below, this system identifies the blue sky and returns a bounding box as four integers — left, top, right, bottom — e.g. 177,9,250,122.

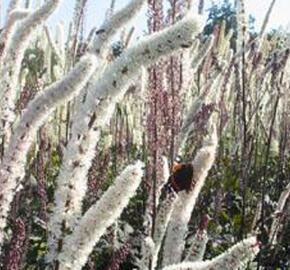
1,0,290,39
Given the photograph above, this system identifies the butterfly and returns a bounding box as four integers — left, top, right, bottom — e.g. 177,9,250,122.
165,161,195,193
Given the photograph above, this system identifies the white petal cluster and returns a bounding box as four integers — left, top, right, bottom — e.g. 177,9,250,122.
57,161,144,270
162,126,218,266
0,9,30,51
162,236,259,270
0,54,97,249
90,0,146,58
151,192,178,270
0,0,61,143
48,14,201,261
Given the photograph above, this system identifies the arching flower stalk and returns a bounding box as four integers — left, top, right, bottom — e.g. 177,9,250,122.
141,157,171,270
48,14,200,263
90,0,145,59
57,161,144,270
162,236,260,270
0,9,30,58
151,191,178,270
74,0,146,107
0,0,148,253
0,0,62,146
0,53,98,249
162,124,218,266
46,0,149,260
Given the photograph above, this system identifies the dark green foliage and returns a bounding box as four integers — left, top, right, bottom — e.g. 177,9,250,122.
203,0,256,44
204,0,237,36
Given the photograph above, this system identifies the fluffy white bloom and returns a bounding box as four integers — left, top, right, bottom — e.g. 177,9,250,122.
48,14,201,262
151,192,178,270
162,126,218,266
141,156,171,269
0,0,61,143
90,0,145,58
162,236,259,270
0,54,97,249
191,35,214,71
46,0,149,261
138,236,156,270
57,161,144,270
0,9,30,50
